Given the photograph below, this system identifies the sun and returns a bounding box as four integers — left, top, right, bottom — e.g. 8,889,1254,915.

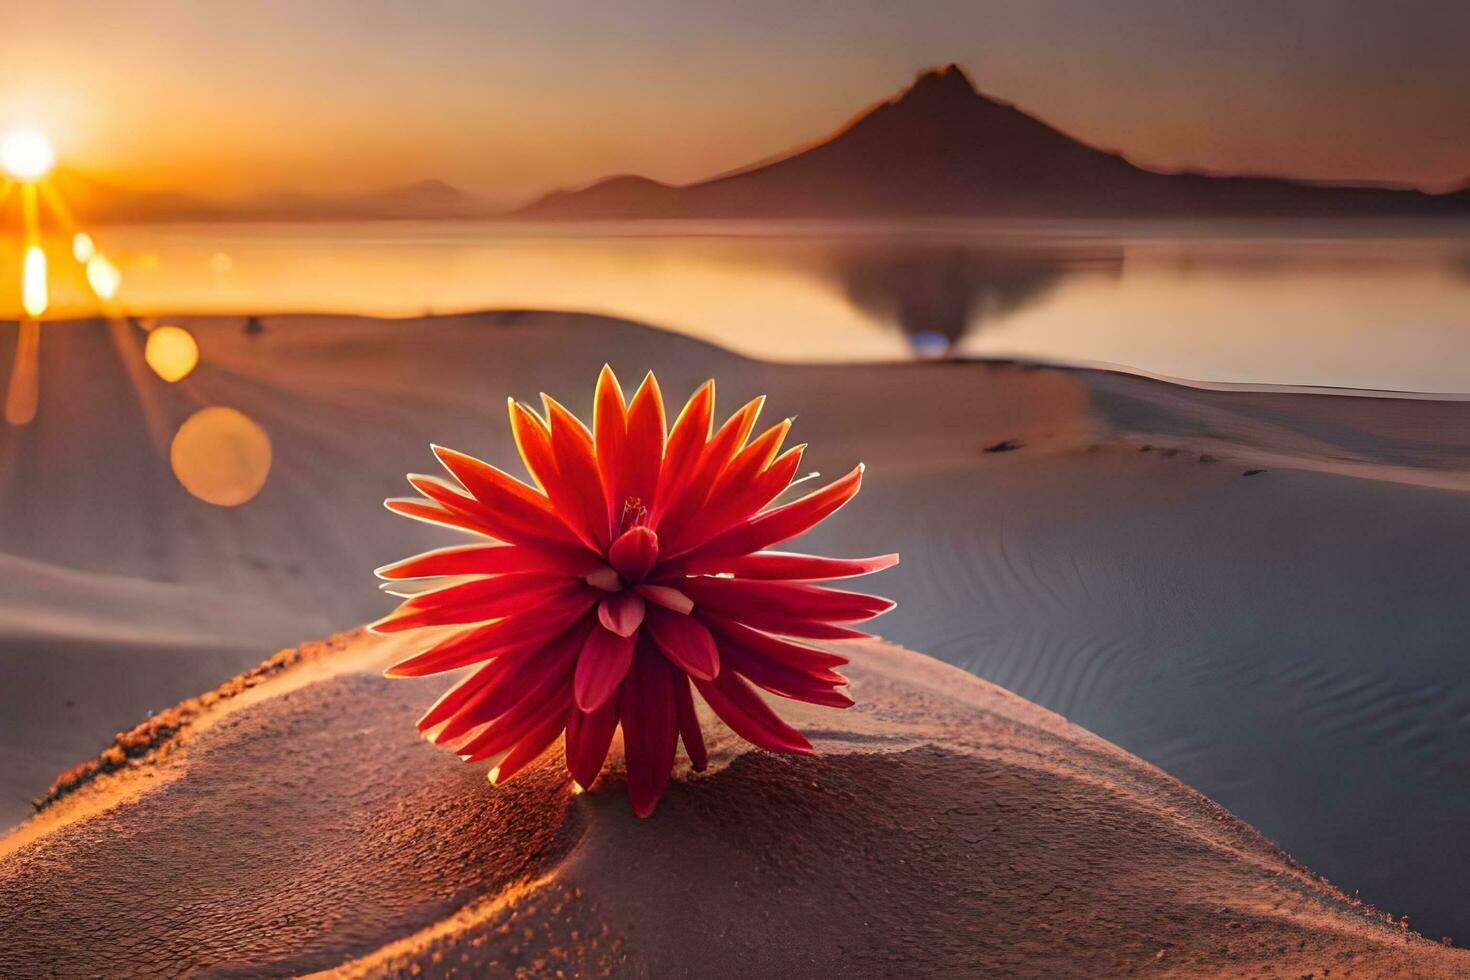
0,128,55,182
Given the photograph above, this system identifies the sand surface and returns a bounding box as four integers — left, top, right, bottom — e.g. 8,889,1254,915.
3,311,1470,942
2,630,1464,978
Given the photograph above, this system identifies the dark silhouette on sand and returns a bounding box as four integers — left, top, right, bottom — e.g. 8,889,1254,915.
519,64,1470,220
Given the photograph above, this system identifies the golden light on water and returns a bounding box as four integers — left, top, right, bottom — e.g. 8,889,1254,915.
144,325,200,382
72,231,95,263
3,320,40,426
22,246,47,317
0,128,54,182
170,406,272,507
86,254,121,300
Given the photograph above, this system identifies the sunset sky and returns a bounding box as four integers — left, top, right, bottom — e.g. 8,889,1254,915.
1,0,1465,205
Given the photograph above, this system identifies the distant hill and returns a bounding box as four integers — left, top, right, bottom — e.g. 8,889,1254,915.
52,171,496,224
517,64,1470,220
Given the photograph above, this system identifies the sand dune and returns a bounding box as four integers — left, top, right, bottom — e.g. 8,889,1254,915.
4,312,1470,943
0,552,333,825
2,631,1463,978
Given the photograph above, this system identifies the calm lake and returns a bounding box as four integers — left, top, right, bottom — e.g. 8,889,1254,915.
8,218,1470,391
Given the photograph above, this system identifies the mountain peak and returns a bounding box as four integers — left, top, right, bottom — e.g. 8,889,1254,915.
900,63,978,103
516,60,1470,221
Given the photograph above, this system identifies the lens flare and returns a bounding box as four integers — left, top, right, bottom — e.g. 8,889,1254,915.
72,232,95,263
86,254,121,300
144,325,200,382
0,128,54,182
170,406,272,507
22,246,47,317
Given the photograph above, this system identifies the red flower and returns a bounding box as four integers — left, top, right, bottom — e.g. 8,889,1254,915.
374,368,896,816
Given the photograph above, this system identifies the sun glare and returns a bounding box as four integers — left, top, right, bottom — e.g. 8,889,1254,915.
1,128,55,182
22,246,47,317
86,254,121,300
170,406,273,507
145,325,200,382
72,232,95,263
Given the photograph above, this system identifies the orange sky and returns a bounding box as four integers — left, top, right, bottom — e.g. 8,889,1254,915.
1,2,1466,205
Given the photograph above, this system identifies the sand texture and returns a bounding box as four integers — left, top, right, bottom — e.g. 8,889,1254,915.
5,312,1470,942
2,630,1464,978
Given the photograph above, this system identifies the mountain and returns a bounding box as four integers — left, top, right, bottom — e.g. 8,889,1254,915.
51,171,496,224
279,178,488,219
517,63,1470,220
47,169,222,224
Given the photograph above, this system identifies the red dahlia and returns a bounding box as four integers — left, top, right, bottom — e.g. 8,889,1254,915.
375,368,896,816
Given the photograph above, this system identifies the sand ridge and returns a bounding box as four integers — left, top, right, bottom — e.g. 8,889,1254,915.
1,631,1465,978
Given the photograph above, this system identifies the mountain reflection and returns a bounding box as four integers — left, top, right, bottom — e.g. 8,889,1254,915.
829,244,1123,356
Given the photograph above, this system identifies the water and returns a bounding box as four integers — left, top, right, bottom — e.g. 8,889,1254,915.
7,218,1469,391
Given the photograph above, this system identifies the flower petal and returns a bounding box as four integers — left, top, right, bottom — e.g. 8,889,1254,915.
619,641,679,817
635,583,694,614
671,550,900,582
681,464,864,562
508,398,557,491
672,673,708,771
575,625,636,712
622,373,666,516
489,709,568,786
593,365,629,528
702,606,872,641
430,445,585,549
384,497,489,537
644,606,720,681
608,525,659,581
694,670,813,756
508,399,600,552
653,380,713,519
434,622,586,742
565,696,619,789
598,590,646,637
458,671,574,763
385,590,596,676
701,615,851,671
544,394,613,549
716,632,853,709
664,419,790,553
407,474,583,552
584,566,622,591
677,578,894,625
655,395,764,536
378,574,581,631
375,543,602,581
655,445,806,562
415,659,500,732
